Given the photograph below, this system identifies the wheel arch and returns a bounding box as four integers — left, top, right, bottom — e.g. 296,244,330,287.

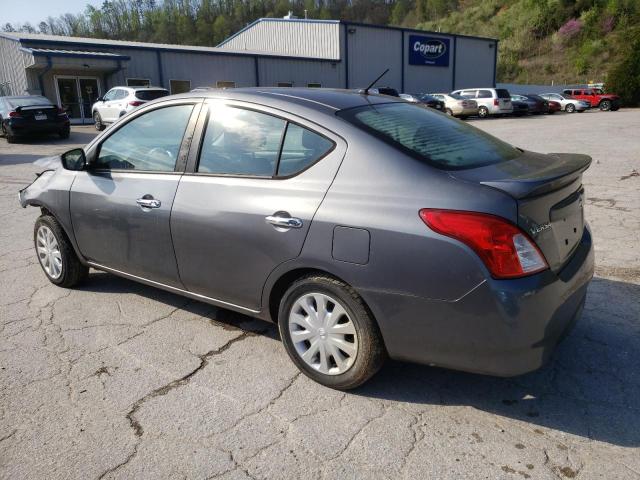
36,204,88,266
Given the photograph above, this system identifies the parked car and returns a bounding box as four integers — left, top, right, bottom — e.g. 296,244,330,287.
0,95,70,143
512,94,550,114
19,89,594,390
400,93,446,112
509,96,530,116
450,88,513,118
547,100,561,114
365,87,400,97
428,93,478,119
539,93,590,113
562,88,620,111
92,86,169,130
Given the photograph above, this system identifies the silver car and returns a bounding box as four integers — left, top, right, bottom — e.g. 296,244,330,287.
19,89,594,389
92,86,168,130
539,93,590,113
428,93,478,118
450,87,513,118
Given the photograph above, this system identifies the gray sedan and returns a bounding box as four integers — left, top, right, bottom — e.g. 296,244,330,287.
19,88,594,389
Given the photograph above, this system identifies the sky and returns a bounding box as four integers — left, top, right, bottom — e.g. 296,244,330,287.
1,0,104,27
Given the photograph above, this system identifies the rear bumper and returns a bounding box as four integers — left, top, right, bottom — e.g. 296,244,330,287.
6,119,69,136
363,225,594,377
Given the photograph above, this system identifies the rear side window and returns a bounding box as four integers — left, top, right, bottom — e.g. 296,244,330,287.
278,124,334,176
478,90,492,98
95,104,194,171
496,89,511,99
136,90,169,101
338,103,520,170
198,106,286,176
114,90,128,100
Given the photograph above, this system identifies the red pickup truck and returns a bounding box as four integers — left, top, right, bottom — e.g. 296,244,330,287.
563,88,620,111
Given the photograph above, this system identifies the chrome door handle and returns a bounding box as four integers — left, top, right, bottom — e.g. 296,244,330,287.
136,197,161,209
265,214,303,229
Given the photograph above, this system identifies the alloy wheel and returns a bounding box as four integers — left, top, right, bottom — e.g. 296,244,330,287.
288,292,358,375
36,225,63,279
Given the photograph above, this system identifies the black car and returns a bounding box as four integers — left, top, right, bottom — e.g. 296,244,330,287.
513,94,550,114
509,96,530,116
400,93,446,112
0,96,70,143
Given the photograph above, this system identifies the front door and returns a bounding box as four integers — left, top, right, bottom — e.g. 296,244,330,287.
55,76,101,124
170,101,345,311
70,101,199,287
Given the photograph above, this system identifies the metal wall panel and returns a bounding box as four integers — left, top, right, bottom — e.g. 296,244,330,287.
0,37,29,95
160,51,256,89
454,37,496,89
403,31,454,94
257,58,344,88
219,19,340,60
346,26,402,91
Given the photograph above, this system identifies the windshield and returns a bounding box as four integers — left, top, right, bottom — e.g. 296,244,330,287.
135,90,169,101
7,96,52,108
337,103,520,170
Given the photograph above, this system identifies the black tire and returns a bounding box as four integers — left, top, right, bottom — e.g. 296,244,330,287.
611,106,619,111
278,275,386,390
599,100,611,111
445,108,453,116
59,128,70,139
459,115,468,120
565,103,576,113
478,106,489,118
93,112,105,131
2,123,16,143
548,110,556,114
34,215,89,288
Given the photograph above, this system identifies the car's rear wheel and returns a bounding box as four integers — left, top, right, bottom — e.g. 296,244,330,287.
34,215,88,287
477,106,489,118
599,100,611,111
445,108,453,116
565,103,576,113
93,112,105,131
278,275,386,390
2,123,16,143
59,127,70,139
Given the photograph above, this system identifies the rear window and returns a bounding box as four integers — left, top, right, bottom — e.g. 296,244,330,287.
135,90,169,101
7,96,52,108
337,103,520,170
496,89,511,99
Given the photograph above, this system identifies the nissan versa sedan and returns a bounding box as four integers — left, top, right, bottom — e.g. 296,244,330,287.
19,88,594,389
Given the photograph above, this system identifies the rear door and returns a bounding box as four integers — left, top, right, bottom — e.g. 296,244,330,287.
171,100,345,311
71,100,201,286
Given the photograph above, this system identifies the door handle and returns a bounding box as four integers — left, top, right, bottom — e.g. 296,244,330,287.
265,213,303,229
136,197,161,209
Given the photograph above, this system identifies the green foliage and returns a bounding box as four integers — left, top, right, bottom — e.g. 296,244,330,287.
607,27,640,106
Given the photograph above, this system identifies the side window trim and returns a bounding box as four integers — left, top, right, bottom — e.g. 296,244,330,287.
187,102,336,180
91,100,202,174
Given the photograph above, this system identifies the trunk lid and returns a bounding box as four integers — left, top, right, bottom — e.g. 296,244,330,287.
450,150,591,272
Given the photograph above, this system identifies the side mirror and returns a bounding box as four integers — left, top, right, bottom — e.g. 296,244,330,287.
61,148,86,171
96,96,104,102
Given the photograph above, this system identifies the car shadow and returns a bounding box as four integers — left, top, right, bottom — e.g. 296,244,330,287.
78,272,638,447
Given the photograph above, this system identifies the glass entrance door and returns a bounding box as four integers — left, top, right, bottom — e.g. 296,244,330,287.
55,76,101,124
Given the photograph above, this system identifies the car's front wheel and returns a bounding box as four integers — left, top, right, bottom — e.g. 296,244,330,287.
93,112,105,131
278,275,386,390
34,215,88,287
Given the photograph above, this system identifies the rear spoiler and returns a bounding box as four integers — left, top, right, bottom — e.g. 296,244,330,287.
479,153,592,199
15,104,56,111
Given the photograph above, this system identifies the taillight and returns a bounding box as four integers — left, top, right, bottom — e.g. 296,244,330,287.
129,100,144,107
8,110,21,118
493,99,499,106
419,209,548,279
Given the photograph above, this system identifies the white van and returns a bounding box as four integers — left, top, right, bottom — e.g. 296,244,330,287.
450,88,513,118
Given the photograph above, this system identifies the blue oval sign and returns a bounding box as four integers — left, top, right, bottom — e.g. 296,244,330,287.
409,35,450,67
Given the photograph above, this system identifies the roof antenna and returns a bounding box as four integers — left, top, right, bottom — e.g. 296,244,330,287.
362,69,389,95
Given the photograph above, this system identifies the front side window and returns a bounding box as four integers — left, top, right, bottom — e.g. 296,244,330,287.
460,90,476,98
95,104,194,171
278,123,334,176
198,106,286,176
338,102,520,170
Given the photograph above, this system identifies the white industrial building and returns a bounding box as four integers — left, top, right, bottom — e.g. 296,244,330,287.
0,18,497,124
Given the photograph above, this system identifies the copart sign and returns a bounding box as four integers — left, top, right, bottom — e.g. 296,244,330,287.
409,35,450,67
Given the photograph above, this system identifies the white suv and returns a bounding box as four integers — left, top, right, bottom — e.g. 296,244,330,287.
450,88,513,118
92,86,168,130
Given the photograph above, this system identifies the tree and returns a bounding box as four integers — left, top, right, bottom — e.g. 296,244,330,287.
2,23,15,32
606,27,640,106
